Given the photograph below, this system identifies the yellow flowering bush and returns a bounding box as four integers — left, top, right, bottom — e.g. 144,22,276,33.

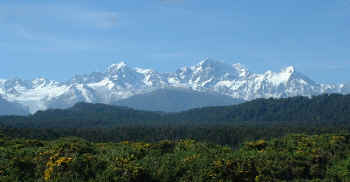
1,133,350,181
44,156,73,181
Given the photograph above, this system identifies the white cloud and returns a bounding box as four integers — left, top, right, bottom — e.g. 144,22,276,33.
14,24,35,40
72,11,118,29
0,4,119,29
0,3,119,52
2,27,99,52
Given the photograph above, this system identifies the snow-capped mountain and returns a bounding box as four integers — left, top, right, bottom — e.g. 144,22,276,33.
0,58,347,113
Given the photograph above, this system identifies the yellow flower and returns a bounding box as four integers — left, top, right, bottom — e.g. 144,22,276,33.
44,167,54,181
55,157,73,166
46,161,54,167
121,141,130,145
44,157,73,181
214,160,223,168
183,154,200,163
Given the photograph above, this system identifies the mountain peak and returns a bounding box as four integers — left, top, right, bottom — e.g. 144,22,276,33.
193,58,233,73
32,77,48,83
32,77,50,87
107,62,127,72
198,58,225,67
0,79,6,84
281,66,295,74
232,63,249,77
4,78,31,89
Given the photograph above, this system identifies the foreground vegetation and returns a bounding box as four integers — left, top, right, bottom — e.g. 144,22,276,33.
1,132,350,182
1,94,350,181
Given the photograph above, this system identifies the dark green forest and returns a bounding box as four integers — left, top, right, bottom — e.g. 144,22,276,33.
1,121,350,149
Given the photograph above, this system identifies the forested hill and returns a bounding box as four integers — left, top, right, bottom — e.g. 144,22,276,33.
0,103,163,128
172,93,350,123
0,94,350,128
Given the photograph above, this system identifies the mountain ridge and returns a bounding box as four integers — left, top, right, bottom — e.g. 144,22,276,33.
0,58,347,114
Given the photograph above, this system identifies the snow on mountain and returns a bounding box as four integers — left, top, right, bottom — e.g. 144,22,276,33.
168,58,250,90
0,58,347,114
0,78,69,113
341,83,350,94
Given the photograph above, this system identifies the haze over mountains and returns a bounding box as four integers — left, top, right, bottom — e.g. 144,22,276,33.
114,88,243,112
0,58,348,114
0,96,29,116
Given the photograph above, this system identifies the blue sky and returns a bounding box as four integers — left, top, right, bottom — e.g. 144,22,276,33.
1,0,349,83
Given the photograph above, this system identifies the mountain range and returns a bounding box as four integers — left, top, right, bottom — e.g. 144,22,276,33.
0,58,348,114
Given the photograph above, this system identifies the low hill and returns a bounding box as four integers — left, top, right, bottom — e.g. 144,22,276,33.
0,103,162,128
113,88,243,112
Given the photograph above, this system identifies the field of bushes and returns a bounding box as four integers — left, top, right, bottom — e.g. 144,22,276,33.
1,132,350,182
